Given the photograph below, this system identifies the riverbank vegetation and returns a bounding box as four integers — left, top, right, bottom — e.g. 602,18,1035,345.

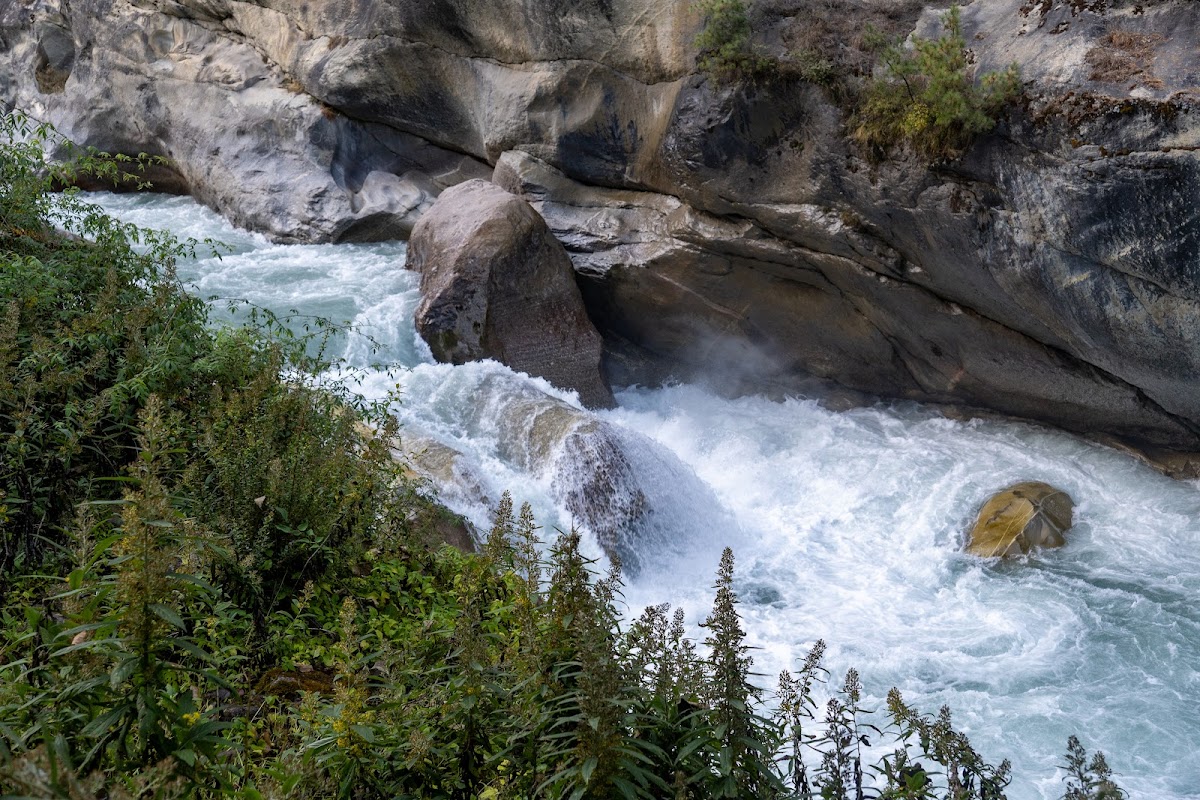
1,115,1121,798
693,2,1021,160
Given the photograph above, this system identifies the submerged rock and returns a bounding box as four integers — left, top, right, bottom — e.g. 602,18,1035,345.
459,373,650,567
392,369,673,570
407,180,614,409
400,432,494,518
965,482,1074,558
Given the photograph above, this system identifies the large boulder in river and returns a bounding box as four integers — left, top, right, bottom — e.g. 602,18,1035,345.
965,482,1074,558
407,180,614,409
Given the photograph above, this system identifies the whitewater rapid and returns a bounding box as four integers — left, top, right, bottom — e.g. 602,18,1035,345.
93,192,1200,800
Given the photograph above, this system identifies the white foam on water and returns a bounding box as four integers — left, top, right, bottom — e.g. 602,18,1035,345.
610,385,1200,800
90,192,1200,800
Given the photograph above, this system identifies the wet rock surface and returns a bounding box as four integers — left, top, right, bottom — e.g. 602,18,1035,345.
965,482,1074,558
393,373,653,568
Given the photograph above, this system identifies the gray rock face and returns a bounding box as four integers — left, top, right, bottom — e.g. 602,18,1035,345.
6,0,1200,457
407,180,614,409
0,0,492,241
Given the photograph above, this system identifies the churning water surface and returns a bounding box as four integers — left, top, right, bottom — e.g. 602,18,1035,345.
92,192,1200,800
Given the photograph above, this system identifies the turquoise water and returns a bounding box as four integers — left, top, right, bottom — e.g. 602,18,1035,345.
93,191,1200,800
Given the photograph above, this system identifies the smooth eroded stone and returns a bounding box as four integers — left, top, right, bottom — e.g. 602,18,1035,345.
965,481,1074,558
407,179,614,409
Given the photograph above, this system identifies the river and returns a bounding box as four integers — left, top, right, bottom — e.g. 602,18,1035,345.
92,191,1200,800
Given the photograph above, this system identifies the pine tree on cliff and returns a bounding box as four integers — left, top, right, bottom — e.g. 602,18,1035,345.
694,0,769,84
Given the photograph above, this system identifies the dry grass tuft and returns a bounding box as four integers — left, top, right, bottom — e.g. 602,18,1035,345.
771,0,928,92
1085,29,1165,88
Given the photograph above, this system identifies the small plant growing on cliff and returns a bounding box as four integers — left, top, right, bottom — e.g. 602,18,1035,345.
852,6,1020,160
694,0,771,84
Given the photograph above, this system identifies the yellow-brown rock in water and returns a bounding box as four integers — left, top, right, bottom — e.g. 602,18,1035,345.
965,482,1074,558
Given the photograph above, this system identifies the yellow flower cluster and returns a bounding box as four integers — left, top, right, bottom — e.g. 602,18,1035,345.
902,102,933,136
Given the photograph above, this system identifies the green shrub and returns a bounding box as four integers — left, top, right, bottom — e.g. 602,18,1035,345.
182,326,408,629
698,547,784,798
0,114,211,583
1062,736,1127,800
786,47,838,89
694,0,772,84
852,6,1021,160
0,112,438,789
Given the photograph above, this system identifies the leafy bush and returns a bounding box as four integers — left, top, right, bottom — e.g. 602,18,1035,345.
0,114,211,581
181,325,408,628
1,398,245,788
1062,736,1127,800
694,0,772,84
852,6,1021,160
0,111,439,788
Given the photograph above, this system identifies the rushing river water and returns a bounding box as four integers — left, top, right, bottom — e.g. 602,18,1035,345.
92,191,1200,800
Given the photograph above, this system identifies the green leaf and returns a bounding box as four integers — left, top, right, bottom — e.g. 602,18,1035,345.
678,735,710,761
80,703,133,739
149,602,186,630
612,776,641,800
581,756,598,784
111,655,139,685
174,638,216,662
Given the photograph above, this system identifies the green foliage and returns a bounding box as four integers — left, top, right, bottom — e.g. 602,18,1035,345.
698,548,783,798
786,48,838,89
694,0,772,85
0,397,245,794
0,111,438,791
880,689,1012,800
852,6,1021,160
0,112,211,581
183,326,408,628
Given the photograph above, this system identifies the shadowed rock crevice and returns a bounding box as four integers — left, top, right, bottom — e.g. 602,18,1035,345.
33,22,74,94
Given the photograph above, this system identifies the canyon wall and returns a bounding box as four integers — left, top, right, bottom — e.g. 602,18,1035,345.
4,0,1199,461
